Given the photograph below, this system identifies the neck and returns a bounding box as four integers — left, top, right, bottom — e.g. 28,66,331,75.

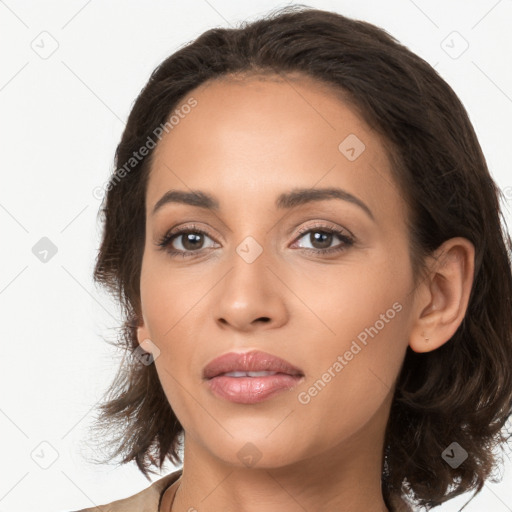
170,395,392,512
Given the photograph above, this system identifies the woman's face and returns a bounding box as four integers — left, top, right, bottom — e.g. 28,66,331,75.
137,74,417,470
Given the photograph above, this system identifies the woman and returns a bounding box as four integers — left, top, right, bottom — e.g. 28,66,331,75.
74,5,512,511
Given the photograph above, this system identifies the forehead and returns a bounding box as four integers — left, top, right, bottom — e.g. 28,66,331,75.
146,74,403,224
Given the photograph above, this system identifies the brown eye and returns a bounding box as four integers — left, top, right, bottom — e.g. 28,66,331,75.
174,232,206,251
293,225,354,255
157,225,218,258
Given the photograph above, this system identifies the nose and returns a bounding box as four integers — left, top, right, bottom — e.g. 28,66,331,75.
212,243,289,332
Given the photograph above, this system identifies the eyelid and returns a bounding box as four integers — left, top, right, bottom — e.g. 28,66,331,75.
157,219,352,244
293,220,354,239
156,219,357,263
157,222,222,243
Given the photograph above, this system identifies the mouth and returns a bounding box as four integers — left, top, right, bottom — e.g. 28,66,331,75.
203,350,304,379
203,350,304,404
218,370,284,377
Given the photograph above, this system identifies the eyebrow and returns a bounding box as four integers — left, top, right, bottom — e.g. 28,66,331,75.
152,187,374,221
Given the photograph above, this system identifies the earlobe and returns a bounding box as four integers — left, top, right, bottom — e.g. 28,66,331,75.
134,306,151,344
408,237,475,354
136,320,150,347
409,316,439,353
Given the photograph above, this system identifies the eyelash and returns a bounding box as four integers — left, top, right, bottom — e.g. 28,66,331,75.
156,222,355,259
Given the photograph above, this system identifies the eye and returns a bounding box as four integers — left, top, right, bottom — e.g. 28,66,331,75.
292,223,354,255
156,224,218,258
156,222,355,258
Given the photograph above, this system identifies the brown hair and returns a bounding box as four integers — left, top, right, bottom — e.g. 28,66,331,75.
89,5,512,510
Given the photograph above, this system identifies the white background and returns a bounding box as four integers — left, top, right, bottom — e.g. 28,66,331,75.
1,1,511,510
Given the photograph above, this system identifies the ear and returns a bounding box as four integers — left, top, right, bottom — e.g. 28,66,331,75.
135,314,162,361
136,312,151,347
409,237,475,353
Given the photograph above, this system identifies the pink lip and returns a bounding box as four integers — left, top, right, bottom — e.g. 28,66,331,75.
203,350,304,404
203,350,304,379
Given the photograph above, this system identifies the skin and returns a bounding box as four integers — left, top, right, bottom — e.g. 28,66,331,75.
136,73,475,512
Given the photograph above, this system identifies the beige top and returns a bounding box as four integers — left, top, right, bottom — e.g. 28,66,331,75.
72,468,413,511
72,468,182,512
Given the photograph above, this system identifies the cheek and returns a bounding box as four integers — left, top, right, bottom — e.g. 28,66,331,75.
291,252,409,349
296,289,407,403
139,254,210,397
291,299,408,452
291,255,410,410
139,251,202,338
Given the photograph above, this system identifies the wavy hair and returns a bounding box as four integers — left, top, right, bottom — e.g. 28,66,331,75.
88,5,512,510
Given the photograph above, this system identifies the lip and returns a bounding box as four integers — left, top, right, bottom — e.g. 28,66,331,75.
203,350,305,404
203,350,304,379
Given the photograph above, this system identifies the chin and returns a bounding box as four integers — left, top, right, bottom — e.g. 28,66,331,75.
202,428,311,469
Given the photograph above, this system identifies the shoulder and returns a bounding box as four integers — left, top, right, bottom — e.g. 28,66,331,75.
70,469,182,512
